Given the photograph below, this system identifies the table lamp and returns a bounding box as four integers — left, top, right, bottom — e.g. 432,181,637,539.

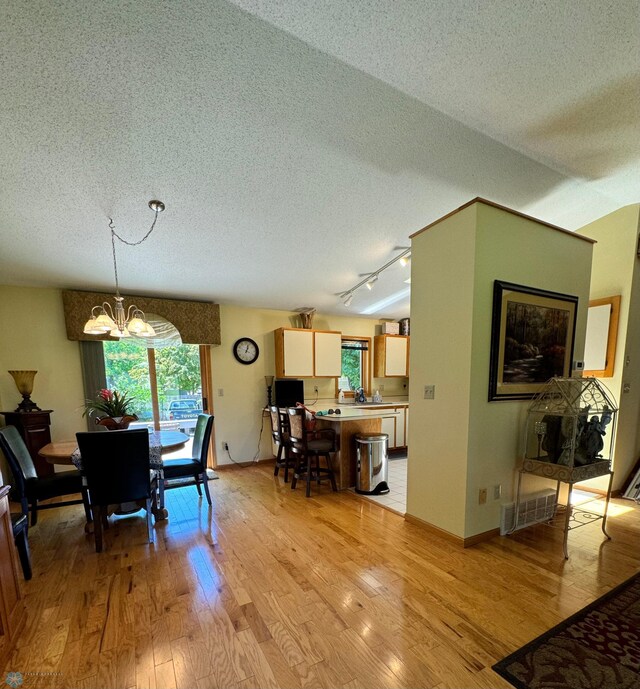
8,370,41,412
265,375,274,407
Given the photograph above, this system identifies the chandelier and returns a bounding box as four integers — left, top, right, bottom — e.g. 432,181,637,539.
83,200,165,339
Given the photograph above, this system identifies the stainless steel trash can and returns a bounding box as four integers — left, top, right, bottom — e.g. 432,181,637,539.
355,433,390,495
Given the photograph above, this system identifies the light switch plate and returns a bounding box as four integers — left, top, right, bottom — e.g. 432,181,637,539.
424,385,435,400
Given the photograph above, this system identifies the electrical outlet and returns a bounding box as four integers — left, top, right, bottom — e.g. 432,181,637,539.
493,484,502,500
478,488,487,505
222,441,229,451
424,385,435,400
379,384,385,391
217,388,224,397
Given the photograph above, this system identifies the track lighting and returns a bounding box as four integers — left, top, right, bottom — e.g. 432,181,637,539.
337,247,411,306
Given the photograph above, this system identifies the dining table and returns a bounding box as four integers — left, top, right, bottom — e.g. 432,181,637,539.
39,429,189,525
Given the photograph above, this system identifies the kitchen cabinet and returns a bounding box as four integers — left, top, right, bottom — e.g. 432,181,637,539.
379,405,408,449
374,335,409,377
274,328,342,378
381,416,396,448
403,408,409,448
314,331,342,376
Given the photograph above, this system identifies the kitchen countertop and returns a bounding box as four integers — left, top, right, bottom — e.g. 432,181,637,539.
342,401,408,409
315,407,401,421
308,399,408,411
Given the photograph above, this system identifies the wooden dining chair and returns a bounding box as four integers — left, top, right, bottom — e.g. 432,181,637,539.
161,414,214,507
287,408,337,497
0,425,91,527
269,406,296,482
76,429,157,552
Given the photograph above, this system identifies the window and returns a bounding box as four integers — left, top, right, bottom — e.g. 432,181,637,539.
103,340,204,434
337,336,371,397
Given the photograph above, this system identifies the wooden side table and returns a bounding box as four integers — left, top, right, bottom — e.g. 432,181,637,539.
0,410,54,477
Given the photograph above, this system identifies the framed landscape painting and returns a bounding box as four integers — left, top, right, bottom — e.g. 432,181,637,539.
489,280,578,401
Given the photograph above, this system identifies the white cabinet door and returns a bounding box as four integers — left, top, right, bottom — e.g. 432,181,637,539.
404,408,409,448
381,416,396,449
282,330,314,377
395,408,406,447
314,331,342,377
385,337,408,376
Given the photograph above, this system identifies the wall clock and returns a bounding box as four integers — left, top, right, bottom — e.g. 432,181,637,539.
233,337,259,365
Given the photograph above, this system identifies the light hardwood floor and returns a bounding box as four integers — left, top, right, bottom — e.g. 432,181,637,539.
4,463,640,689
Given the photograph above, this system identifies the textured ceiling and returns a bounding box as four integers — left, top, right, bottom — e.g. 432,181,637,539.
1,0,638,319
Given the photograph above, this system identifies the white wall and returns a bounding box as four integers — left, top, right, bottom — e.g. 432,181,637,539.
580,204,640,491
465,203,592,536
406,204,477,536
407,201,593,540
0,286,85,441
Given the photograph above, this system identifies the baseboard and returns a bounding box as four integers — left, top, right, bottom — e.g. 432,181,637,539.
404,513,500,548
463,528,501,547
404,514,464,547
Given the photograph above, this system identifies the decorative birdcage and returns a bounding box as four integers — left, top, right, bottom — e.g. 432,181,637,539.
523,377,618,482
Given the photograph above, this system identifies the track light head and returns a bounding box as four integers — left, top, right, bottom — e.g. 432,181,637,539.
399,254,410,267
343,293,353,307
366,274,378,290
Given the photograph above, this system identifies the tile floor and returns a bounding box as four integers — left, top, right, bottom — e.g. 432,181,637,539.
358,457,407,514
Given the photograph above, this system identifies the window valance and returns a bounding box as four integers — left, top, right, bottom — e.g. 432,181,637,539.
62,290,221,345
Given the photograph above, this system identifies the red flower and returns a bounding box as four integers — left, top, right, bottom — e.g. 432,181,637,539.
99,389,114,401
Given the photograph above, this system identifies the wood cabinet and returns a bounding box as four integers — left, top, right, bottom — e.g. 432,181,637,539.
275,328,342,378
374,335,409,377
0,411,54,477
0,482,26,665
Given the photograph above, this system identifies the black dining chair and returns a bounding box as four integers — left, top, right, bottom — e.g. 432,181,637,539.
161,414,214,507
0,425,91,527
287,408,338,497
11,514,32,580
76,429,157,552
269,406,296,482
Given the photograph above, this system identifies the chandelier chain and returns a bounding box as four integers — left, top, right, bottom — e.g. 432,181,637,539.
108,208,161,247
107,208,161,296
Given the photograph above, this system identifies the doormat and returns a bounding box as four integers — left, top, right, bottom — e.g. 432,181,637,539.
492,571,640,689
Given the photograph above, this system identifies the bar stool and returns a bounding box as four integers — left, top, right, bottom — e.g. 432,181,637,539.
269,406,296,482
287,407,337,497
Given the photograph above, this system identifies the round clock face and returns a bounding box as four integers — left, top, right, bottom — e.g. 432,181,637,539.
233,338,259,365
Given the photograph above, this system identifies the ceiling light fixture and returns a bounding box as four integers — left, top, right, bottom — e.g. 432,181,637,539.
338,247,411,305
83,200,166,339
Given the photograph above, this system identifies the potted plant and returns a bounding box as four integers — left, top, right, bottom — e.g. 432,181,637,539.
83,389,138,430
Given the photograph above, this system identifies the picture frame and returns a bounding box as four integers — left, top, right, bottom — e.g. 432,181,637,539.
583,295,621,378
489,280,578,401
